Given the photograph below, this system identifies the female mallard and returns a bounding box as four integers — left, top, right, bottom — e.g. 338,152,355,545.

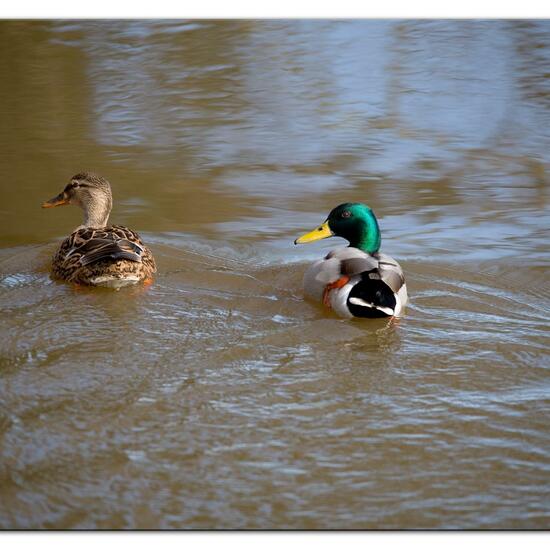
294,203,407,318
42,172,156,287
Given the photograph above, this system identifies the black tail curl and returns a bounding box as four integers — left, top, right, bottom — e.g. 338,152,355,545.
347,272,396,318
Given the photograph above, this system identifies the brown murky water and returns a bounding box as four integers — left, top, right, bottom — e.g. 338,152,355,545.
0,20,549,529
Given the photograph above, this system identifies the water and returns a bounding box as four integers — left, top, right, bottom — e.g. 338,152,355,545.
0,19,549,529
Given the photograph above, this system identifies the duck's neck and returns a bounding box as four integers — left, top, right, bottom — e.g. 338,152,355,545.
82,199,111,228
349,213,381,254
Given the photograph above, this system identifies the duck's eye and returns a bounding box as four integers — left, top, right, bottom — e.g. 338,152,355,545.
342,210,351,218
65,182,79,192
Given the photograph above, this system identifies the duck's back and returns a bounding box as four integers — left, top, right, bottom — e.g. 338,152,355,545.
303,246,408,317
52,225,156,286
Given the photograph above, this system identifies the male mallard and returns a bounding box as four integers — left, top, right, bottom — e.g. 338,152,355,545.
42,172,156,287
294,203,408,318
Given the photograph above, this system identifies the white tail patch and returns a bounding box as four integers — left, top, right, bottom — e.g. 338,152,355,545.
91,275,140,288
348,297,394,316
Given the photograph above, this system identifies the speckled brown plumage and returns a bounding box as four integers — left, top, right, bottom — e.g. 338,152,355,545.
51,224,156,285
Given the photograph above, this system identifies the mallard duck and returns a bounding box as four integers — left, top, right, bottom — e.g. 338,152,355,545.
42,172,156,287
294,203,408,318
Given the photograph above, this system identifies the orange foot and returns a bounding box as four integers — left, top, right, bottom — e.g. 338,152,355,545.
323,275,350,308
142,277,154,287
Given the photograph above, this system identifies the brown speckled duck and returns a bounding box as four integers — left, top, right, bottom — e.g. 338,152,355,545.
42,172,156,287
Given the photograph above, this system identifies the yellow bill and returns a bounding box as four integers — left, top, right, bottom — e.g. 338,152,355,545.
42,192,69,208
294,221,334,244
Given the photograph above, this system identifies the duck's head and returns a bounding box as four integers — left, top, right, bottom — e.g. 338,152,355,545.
294,202,381,253
42,172,113,228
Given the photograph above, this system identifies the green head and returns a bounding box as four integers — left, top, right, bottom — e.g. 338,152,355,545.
294,202,381,253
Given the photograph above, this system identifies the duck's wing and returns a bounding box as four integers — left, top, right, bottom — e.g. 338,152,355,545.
302,247,378,300
61,226,146,266
332,248,406,304
320,247,377,277
53,225,155,274
375,252,406,294
308,248,405,288
72,237,144,266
